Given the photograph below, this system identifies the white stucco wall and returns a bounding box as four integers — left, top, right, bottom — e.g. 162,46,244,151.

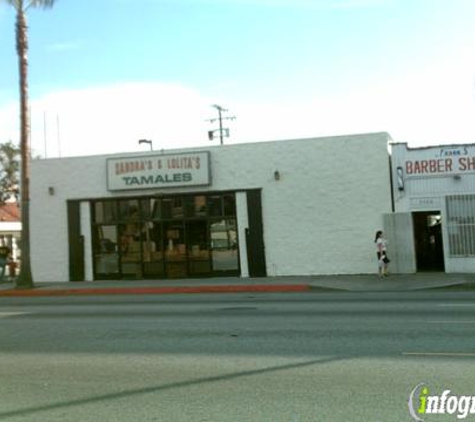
80,201,93,281
31,132,392,281
235,191,249,278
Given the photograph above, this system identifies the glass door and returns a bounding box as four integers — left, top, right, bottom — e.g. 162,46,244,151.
186,220,210,276
118,224,142,278
164,222,187,278
141,221,165,278
210,219,239,274
117,199,142,278
93,225,120,278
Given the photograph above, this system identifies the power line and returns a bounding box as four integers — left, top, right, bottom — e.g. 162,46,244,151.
206,104,236,145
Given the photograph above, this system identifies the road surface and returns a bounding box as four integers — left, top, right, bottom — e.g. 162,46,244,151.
0,291,474,421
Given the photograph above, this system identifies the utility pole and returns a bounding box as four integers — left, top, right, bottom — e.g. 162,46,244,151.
207,104,236,145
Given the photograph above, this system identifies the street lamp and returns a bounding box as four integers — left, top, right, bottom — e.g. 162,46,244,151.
138,139,153,151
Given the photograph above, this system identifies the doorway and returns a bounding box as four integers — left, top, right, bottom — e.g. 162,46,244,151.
412,211,445,272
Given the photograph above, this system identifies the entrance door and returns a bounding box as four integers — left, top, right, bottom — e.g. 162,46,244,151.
164,222,187,278
141,221,165,278
210,219,239,274
412,211,445,272
68,201,85,281
246,190,266,277
186,220,211,276
93,225,120,279
118,223,142,278
384,212,416,273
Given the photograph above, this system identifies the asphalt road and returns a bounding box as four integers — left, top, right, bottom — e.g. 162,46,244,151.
0,291,474,422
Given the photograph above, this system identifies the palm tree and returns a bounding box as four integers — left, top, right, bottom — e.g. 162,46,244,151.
5,0,57,289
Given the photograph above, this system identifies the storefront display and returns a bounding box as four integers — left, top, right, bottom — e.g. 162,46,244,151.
92,193,238,279
30,133,393,282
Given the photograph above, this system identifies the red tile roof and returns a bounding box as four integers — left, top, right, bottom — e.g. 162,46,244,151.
0,203,20,222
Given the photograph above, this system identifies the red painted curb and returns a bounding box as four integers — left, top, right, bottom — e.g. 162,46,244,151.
0,284,310,297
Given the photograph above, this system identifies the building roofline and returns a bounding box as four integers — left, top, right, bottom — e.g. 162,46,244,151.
32,131,393,162
391,141,475,151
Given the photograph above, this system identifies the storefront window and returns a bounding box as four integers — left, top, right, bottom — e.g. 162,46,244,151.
142,222,164,277
208,195,222,217
223,194,235,216
195,195,207,216
91,192,238,279
183,195,207,218
118,199,140,222
118,223,141,277
93,225,119,276
164,222,187,277
186,220,210,275
161,198,172,219
94,201,117,224
140,199,152,220
183,196,195,218
210,219,238,272
171,197,184,219
150,199,162,220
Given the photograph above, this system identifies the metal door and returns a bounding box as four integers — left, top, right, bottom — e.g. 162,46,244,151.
383,212,417,274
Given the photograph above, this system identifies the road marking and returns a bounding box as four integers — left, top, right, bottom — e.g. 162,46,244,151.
438,303,475,307
424,320,475,324
0,312,30,318
403,352,475,357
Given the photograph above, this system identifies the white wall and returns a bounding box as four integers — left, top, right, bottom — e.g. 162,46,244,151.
255,133,392,275
31,132,392,281
235,191,249,278
80,201,93,281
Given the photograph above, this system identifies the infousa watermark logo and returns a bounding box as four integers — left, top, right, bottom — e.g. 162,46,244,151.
408,383,475,420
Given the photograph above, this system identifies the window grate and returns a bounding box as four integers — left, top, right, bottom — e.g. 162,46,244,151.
446,195,475,257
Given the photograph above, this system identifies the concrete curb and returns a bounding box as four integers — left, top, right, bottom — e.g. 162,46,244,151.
1,274,473,297
0,284,311,297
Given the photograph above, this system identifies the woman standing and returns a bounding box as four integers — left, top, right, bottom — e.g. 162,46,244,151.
374,230,389,277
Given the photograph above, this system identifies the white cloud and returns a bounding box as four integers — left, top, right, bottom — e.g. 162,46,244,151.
230,59,475,146
2,61,475,160
25,82,216,157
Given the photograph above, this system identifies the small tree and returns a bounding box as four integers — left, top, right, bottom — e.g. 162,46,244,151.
0,141,20,203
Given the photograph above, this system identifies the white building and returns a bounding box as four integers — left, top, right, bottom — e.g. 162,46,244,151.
30,132,392,282
390,142,475,273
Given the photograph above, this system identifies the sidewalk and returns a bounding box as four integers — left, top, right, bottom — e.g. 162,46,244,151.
1,272,474,297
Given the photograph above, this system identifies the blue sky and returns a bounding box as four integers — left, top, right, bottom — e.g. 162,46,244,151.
2,0,475,157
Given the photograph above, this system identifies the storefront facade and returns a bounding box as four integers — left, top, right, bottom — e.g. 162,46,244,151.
30,132,392,282
390,143,475,273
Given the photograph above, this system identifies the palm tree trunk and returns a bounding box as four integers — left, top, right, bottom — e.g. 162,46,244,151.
15,3,34,289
